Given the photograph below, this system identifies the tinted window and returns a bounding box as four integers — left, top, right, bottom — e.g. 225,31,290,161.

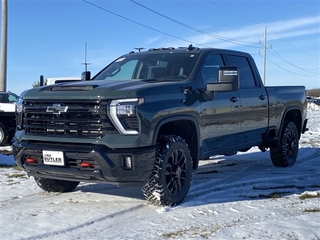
0,93,18,103
228,55,256,88
201,55,224,85
8,93,19,102
94,52,199,81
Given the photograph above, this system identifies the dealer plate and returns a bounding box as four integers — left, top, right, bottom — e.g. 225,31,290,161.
43,150,65,166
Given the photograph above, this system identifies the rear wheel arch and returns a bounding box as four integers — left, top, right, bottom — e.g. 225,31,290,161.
261,108,303,148
280,108,303,137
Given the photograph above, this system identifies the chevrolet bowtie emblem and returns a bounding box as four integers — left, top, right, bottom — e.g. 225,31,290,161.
46,104,68,114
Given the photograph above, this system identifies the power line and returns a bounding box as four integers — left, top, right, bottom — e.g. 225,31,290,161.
268,48,319,73
83,0,319,78
206,0,320,69
130,0,261,48
259,28,319,77
266,57,319,77
82,0,211,48
207,0,320,62
267,26,320,60
206,0,260,25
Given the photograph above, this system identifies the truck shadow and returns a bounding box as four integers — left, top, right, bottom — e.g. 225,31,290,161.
76,146,320,206
185,146,320,207
76,182,145,201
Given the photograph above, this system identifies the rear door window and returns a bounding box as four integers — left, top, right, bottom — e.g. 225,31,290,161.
227,55,256,88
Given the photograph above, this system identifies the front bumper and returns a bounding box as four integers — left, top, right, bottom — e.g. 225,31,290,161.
12,141,155,187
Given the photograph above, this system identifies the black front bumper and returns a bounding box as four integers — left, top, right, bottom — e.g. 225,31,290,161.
12,141,155,187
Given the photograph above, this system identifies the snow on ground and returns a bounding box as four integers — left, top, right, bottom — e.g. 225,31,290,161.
0,103,319,240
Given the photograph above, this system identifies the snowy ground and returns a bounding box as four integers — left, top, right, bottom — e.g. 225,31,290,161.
0,104,319,240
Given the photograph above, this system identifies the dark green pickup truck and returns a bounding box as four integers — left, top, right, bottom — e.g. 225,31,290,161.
13,45,308,206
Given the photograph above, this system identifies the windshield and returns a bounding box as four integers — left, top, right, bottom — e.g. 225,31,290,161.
93,52,199,81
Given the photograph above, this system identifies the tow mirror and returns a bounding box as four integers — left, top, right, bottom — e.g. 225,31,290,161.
81,71,91,81
206,66,239,92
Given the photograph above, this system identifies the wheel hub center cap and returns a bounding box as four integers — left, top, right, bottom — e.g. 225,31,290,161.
291,142,295,148
176,167,182,178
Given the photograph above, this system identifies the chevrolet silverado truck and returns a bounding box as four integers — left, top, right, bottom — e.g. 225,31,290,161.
13,45,308,206
0,91,19,145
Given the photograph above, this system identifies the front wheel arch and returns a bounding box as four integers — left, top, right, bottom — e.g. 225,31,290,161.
153,116,200,170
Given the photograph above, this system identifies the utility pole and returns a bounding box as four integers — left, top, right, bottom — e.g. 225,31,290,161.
262,26,267,86
82,42,91,71
0,0,8,92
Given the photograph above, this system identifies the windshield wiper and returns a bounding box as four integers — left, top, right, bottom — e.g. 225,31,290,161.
140,78,160,82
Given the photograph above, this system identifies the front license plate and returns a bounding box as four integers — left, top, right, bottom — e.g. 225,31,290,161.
43,150,65,166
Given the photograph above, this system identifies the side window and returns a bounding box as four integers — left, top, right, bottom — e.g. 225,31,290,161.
0,94,9,103
227,55,256,88
201,55,224,85
8,94,18,103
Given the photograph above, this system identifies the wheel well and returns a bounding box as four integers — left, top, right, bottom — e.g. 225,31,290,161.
261,109,302,148
283,109,302,136
157,120,199,170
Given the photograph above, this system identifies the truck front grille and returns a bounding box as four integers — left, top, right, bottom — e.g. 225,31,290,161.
23,100,117,139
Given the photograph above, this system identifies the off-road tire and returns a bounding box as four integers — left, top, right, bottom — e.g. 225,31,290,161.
270,121,299,167
142,135,192,206
0,124,9,146
35,178,80,192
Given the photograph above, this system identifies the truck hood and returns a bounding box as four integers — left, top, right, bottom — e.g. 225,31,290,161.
21,79,177,100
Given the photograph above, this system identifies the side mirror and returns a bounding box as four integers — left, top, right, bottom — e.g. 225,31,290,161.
81,71,91,81
206,66,238,92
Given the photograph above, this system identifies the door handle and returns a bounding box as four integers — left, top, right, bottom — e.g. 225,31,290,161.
259,95,266,100
229,97,239,103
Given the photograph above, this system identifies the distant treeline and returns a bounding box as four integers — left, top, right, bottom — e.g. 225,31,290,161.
307,88,320,97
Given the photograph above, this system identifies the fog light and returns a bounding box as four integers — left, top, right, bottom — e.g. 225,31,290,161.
122,156,133,170
26,157,37,163
81,162,94,168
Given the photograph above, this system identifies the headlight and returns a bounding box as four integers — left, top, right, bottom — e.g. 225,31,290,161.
16,98,23,113
109,98,144,135
15,98,24,130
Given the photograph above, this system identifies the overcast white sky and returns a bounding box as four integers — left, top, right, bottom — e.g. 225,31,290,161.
2,0,320,94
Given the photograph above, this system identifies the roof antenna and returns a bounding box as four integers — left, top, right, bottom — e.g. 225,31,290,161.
82,42,91,71
134,47,145,52
187,44,194,51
